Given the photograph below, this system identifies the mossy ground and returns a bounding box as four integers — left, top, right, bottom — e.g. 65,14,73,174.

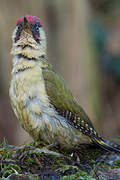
0,139,120,180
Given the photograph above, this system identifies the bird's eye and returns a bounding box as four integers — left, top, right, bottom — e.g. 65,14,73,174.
36,27,39,31
35,23,40,31
17,24,22,30
14,24,22,42
35,26,39,32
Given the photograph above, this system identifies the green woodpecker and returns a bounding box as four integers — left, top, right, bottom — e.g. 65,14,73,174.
9,15,120,152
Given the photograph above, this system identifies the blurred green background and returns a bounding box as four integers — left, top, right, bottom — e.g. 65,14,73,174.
0,0,120,145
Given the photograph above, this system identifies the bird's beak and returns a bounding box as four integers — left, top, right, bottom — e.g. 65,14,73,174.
24,16,28,24
22,16,32,35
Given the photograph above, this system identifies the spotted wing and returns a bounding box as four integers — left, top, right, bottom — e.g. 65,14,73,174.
42,66,99,139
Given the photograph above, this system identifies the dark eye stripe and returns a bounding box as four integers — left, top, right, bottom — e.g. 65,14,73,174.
15,32,21,42
14,25,22,42
33,32,40,40
33,32,40,43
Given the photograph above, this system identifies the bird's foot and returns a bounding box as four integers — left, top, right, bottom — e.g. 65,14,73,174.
45,142,58,150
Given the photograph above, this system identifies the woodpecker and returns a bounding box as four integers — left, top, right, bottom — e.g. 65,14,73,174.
9,15,120,152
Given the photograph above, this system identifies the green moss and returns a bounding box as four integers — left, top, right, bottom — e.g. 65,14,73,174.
113,159,120,168
0,140,119,179
58,166,95,180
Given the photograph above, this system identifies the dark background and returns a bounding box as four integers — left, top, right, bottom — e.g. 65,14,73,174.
0,0,120,145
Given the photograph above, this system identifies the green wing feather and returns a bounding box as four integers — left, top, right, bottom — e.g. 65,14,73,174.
42,63,93,127
41,59,120,153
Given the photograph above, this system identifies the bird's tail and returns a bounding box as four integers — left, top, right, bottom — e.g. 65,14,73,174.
93,137,120,153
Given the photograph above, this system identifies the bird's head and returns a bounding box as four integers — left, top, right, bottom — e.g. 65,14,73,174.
11,15,46,58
